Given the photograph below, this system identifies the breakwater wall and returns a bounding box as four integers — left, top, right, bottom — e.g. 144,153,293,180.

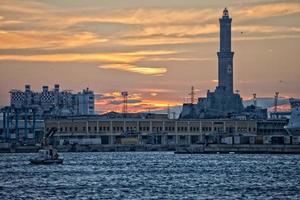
175,144,300,154
1,143,300,154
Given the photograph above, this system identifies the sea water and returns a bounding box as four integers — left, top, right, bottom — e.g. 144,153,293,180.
0,152,299,199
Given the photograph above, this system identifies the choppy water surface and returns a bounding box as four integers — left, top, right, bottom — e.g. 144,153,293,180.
0,152,300,200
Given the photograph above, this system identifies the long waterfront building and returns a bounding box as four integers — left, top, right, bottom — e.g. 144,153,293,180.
45,116,298,146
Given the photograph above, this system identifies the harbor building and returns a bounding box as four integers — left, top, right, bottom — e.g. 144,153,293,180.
45,117,257,146
0,85,95,144
180,8,244,119
44,116,297,148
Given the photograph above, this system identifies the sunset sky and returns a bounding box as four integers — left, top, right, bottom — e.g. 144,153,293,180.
0,0,299,113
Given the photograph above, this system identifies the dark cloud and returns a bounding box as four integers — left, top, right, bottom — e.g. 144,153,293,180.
110,99,142,105
95,93,116,100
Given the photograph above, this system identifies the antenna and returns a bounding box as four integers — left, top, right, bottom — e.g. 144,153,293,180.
274,92,279,112
253,93,257,107
189,86,195,104
167,104,170,119
121,91,128,115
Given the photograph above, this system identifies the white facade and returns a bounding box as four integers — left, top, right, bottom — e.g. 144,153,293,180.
76,88,94,115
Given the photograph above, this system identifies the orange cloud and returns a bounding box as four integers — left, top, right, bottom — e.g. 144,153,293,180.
0,53,141,63
98,64,167,75
234,34,300,42
235,2,300,20
96,98,179,113
0,31,108,50
55,8,218,28
234,25,300,34
126,24,219,37
0,50,176,64
1,1,300,51
146,57,214,62
94,90,180,113
115,36,218,46
53,3,300,28
150,92,158,97
0,1,47,15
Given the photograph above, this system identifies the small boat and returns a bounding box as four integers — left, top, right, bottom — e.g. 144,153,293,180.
30,127,63,165
30,148,63,165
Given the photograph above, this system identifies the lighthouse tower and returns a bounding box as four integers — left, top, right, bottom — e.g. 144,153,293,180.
217,8,234,94
179,8,244,119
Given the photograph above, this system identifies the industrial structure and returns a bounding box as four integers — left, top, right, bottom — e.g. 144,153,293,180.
0,85,95,144
9,84,94,116
0,111,44,145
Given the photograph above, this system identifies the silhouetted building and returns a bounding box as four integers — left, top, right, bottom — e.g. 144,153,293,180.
180,8,244,119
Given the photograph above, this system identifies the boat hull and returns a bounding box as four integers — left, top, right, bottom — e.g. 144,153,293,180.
30,159,63,165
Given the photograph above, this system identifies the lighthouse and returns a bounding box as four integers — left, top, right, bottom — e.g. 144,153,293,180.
180,8,244,119
217,8,234,94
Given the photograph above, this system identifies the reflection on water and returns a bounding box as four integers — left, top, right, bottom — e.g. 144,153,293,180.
0,152,300,199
